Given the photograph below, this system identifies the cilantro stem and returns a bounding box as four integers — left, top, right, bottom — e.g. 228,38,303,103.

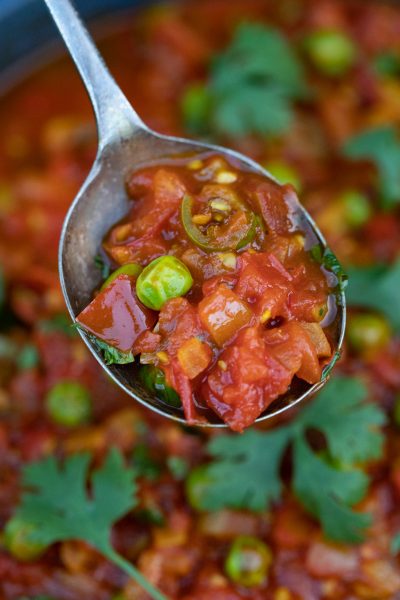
103,545,168,600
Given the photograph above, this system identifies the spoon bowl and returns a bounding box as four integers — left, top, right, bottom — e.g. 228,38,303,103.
45,0,346,426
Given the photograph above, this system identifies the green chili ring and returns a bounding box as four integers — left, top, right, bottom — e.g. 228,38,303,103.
181,194,257,252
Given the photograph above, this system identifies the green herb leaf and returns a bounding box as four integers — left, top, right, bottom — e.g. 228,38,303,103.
297,376,386,464
343,126,400,208
187,428,291,512
183,23,308,137
346,259,400,331
187,376,384,543
292,435,371,543
13,449,166,600
90,335,135,365
310,245,348,292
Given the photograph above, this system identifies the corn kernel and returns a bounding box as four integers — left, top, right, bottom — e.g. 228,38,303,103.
192,213,212,225
187,159,203,170
293,233,305,248
215,170,238,184
218,360,227,371
209,199,231,212
156,351,169,364
213,213,224,222
218,252,237,269
260,309,272,323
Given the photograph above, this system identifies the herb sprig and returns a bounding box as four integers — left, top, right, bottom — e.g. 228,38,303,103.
343,126,400,209
183,23,308,138
12,449,166,600
186,376,385,543
346,259,400,331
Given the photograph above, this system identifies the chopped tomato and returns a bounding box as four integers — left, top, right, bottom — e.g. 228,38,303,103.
198,285,252,347
76,275,156,353
202,327,293,431
299,322,331,358
245,177,293,234
129,168,186,237
265,321,322,384
177,337,212,379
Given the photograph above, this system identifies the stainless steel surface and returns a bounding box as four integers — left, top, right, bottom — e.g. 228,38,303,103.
43,0,346,426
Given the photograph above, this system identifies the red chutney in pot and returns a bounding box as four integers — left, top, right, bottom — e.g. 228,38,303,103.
77,154,335,431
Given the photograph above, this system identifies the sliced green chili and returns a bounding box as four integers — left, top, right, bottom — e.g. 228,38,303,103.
181,195,257,252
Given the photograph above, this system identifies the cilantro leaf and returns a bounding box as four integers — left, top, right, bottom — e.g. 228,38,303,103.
310,245,348,293
297,376,386,464
89,335,135,365
343,126,400,208
346,259,400,331
292,435,371,543
187,376,384,543
14,449,166,600
183,23,308,137
187,429,290,512
212,86,293,137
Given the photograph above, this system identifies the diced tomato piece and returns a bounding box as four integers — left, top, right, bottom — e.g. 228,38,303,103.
129,169,186,237
76,275,156,353
299,322,331,358
166,358,198,422
245,177,293,234
234,252,291,318
288,290,328,322
202,274,237,297
126,168,155,197
202,327,292,431
198,285,252,347
177,337,212,379
105,232,169,266
132,330,161,354
158,297,205,356
265,321,322,384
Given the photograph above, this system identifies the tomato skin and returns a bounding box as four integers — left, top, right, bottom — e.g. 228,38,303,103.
158,297,204,355
265,321,322,384
165,359,197,422
202,327,292,431
76,275,157,353
245,177,292,234
129,169,187,238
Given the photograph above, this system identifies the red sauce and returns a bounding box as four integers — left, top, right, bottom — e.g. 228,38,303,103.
78,154,336,430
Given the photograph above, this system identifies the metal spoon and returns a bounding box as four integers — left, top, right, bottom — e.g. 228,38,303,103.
45,0,346,427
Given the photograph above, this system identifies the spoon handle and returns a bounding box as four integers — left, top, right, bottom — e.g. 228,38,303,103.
43,0,147,150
